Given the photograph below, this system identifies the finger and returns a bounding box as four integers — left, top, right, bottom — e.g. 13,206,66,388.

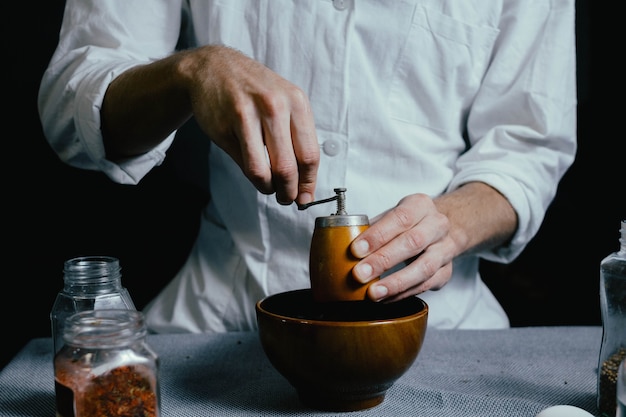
353,223,429,284
353,206,448,283
352,195,431,258
261,97,299,204
235,104,274,195
370,261,453,303
289,90,319,205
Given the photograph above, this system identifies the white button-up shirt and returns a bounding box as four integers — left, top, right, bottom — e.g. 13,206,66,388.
39,0,577,330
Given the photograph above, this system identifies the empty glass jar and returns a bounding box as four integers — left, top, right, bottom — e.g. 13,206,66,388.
50,256,136,355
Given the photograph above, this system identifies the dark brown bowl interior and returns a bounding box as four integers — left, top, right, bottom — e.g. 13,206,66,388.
260,288,426,322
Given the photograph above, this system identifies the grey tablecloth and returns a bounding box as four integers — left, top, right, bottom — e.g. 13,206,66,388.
0,327,600,417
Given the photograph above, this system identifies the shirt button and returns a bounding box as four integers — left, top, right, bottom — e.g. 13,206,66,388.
333,0,351,11
322,139,341,157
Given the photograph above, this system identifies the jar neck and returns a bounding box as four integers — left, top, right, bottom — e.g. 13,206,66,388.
63,256,123,294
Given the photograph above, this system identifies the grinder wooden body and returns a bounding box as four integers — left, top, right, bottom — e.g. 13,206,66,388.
309,214,379,302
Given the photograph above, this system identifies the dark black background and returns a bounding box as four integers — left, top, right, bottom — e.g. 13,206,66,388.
3,0,615,371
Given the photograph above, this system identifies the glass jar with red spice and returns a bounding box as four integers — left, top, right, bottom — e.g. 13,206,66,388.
54,309,160,417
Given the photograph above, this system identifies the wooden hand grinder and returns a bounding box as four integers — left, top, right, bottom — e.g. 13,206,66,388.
298,188,379,303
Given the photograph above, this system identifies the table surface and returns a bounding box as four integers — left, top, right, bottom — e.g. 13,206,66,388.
0,326,601,417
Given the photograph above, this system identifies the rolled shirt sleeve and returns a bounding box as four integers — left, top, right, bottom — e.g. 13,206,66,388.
448,0,577,262
37,0,186,184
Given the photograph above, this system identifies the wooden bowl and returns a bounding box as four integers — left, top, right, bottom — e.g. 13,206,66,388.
256,289,428,411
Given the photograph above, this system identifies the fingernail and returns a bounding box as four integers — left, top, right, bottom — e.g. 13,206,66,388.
352,239,369,258
354,262,373,282
299,192,313,205
370,284,388,300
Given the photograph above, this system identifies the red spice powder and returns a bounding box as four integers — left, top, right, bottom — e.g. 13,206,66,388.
56,364,158,417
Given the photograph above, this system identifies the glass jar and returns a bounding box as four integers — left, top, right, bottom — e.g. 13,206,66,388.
54,309,160,417
598,220,626,417
50,256,136,355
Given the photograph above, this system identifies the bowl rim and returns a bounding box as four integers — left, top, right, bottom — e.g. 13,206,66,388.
256,288,428,327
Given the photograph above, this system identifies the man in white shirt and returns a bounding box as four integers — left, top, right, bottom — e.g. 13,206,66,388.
38,0,577,332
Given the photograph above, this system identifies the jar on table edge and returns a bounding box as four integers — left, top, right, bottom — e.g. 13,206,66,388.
598,220,626,417
54,309,160,417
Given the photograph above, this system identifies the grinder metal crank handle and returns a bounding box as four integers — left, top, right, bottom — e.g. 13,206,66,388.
297,188,347,215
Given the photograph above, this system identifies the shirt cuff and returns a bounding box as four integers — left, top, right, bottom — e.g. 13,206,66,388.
73,63,173,185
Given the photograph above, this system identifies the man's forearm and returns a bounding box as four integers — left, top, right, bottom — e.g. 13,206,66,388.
101,53,193,159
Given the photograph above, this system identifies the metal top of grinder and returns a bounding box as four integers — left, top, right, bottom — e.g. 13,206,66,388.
297,188,369,228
